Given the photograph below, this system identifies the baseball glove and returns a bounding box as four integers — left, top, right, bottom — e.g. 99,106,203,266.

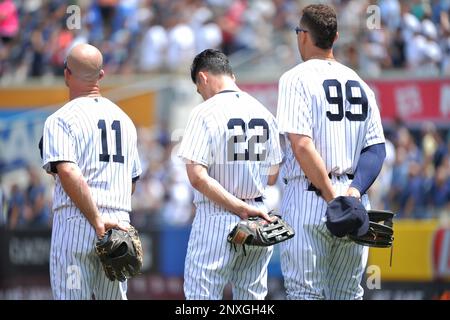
227,213,295,247
95,225,143,282
348,209,394,248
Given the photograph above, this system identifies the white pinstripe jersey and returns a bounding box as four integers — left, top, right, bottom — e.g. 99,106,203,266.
277,59,385,180
42,97,142,212
178,91,283,207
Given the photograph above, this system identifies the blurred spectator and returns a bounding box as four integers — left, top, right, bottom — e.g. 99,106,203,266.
7,184,26,229
433,132,449,169
380,0,401,31
94,0,119,39
405,23,427,70
132,125,194,229
420,18,442,74
389,143,409,215
29,22,47,77
368,138,396,210
390,27,406,68
384,125,450,219
411,0,428,21
0,0,19,75
401,2,422,44
0,0,18,39
132,127,168,225
421,121,440,176
389,127,422,217
193,5,223,52
139,18,168,72
49,24,74,76
427,163,450,216
160,159,193,226
166,14,196,72
24,166,50,228
360,21,392,76
0,175,5,226
6,167,51,230
216,0,247,55
402,160,428,218
241,0,275,53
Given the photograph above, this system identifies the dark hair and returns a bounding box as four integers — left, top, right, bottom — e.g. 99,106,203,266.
301,4,337,50
190,49,233,83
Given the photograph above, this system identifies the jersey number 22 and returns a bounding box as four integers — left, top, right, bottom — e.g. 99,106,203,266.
227,118,269,161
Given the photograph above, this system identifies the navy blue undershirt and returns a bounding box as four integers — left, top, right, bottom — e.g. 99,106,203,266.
350,143,386,195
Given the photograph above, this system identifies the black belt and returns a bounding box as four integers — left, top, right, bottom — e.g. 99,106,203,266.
240,196,263,202
328,172,354,179
307,173,354,196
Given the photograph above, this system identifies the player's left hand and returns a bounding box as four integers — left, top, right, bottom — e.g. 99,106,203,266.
345,187,361,199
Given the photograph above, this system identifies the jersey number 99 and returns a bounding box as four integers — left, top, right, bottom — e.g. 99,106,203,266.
323,79,368,122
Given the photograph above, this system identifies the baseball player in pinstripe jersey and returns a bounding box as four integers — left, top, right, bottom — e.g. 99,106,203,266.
277,5,386,300
41,44,142,300
178,49,283,300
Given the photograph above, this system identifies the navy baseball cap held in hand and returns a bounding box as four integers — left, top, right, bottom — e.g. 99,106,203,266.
325,196,369,238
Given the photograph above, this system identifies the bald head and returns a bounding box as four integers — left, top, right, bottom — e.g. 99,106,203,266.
66,43,103,82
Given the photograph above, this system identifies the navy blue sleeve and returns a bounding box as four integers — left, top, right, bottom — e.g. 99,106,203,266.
350,143,386,195
38,136,43,159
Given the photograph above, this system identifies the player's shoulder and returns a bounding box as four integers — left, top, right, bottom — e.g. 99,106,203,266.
102,98,134,121
337,63,375,94
281,59,362,78
189,100,208,118
279,63,305,83
335,62,364,80
189,95,221,119
45,98,82,125
241,91,275,117
279,60,324,88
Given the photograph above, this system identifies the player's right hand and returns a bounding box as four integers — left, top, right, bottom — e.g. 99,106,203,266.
345,186,361,200
240,205,276,222
95,217,128,239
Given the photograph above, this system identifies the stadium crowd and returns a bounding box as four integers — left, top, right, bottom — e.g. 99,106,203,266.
0,0,450,80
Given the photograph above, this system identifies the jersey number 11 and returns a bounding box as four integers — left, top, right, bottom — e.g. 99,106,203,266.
97,119,125,164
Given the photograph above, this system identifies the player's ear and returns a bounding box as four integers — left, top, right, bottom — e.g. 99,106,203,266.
64,67,71,79
334,32,339,44
64,69,70,87
231,74,236,82
99,69,105,80
197,71,208,84
300,30,308,46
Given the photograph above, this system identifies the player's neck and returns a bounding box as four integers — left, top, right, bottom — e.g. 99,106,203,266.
69,87,102,100
305,50,335,62
213,78,240,95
